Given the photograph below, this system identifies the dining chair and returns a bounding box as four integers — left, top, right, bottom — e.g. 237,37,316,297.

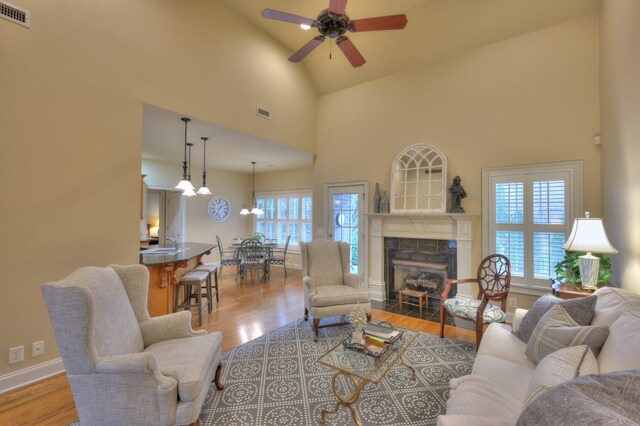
239,239,268,281
216,235,239,278
269,235,291,277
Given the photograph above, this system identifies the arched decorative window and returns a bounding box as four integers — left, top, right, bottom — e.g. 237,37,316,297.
391,144,447,213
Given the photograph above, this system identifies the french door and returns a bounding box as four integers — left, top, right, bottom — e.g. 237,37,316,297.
326,183,367,274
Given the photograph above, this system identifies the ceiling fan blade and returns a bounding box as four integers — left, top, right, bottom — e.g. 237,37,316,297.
329,0,348,16
261,9,316,27
289,36,326,63
336,36,365,67
349,14,408,32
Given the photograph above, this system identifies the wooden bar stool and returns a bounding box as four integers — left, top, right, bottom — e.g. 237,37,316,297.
399,288,429,317
195,263,220,313
175,270,209,326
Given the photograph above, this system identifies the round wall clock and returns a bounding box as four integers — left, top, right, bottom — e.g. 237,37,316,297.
207,195,230,222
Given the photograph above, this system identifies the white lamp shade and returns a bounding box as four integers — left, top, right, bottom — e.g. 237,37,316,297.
562,217,618,254
240,206,250,215
175,179,195,191
197,186,212,195
251,207,264,215
182,187,197,197
149,226,160,238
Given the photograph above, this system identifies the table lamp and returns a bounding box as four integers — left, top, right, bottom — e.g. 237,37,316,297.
562,212,618,291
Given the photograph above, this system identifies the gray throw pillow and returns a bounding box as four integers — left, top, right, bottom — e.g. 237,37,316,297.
517,370,640,426
525,304,609,364
514,294,597,343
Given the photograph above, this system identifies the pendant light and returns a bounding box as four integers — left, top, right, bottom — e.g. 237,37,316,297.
182,142,197,197
241,161,264,215
197,137,212,195
175,117,195,192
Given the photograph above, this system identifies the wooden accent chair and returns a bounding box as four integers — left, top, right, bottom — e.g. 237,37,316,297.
440,254,511,346
300,240,371,341
269,234,291,277
41,264,223,426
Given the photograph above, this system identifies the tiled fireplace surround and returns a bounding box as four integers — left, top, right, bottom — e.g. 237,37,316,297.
367,213,479,303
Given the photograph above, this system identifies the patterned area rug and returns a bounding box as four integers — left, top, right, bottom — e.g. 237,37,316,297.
69,318,476,425
202,318,476,425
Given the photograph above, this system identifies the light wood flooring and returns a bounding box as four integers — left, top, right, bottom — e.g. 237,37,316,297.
0,267,474,426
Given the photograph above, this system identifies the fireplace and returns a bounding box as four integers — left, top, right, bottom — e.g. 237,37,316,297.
367,212,478,302
385,238,456,307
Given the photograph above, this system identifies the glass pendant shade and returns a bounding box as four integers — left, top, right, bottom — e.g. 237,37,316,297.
241,161,263,215
240,204,250,215
197,186,212,195
251,206,264,215
176,179,195,191
182,187,197,197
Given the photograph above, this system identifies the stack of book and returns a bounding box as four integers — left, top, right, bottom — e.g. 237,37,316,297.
364,323,401,343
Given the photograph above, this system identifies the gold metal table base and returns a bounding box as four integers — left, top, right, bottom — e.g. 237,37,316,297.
320,354,416,425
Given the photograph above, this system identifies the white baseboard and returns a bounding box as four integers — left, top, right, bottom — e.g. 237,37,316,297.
0,358,65,394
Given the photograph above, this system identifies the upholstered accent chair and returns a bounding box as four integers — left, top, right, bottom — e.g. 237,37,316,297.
300,240,371,341
41,264,223,426
439,254,511,346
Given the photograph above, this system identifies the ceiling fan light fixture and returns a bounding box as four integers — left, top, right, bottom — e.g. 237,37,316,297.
300,23,311,30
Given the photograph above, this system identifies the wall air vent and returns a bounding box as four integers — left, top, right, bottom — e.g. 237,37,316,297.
0,1,30,28
256,106,271,120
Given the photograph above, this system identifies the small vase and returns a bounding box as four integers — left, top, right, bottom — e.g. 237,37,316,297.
380,191,389,213
373,183,381,213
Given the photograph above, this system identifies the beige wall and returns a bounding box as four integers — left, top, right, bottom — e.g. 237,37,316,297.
600,1,640,292
0,0,317,377
255,167,314,193
314,15,602,311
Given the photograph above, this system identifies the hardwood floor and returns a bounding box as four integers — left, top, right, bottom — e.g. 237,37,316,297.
0,267,474,425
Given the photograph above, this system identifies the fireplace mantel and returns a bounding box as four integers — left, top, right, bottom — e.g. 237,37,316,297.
367,212,479,301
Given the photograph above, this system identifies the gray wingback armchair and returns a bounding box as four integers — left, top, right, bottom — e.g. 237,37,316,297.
41,264,223,426
300,240,371,341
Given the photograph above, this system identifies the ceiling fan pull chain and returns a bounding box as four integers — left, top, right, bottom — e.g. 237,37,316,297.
330,39,332,60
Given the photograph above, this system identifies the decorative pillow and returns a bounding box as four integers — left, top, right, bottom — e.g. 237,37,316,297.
443,298,506,323
525,304,609,364
517,370,640,426
513,294,597,343
597,311,640,373
523,345,598,407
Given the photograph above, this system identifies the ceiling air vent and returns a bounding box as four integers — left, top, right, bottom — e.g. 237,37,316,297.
256,106,271,120
0,1,30,28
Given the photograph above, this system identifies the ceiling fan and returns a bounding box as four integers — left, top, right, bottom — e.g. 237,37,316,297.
261,0,408,67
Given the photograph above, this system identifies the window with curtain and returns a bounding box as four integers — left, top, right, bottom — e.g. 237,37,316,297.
482,162,582,292
255,191,312,249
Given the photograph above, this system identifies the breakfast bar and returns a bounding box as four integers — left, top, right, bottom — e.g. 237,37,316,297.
140,242,216,317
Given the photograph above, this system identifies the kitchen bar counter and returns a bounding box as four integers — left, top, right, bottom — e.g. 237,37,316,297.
140,242,216,317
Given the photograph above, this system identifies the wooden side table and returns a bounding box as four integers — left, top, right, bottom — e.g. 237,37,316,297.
551,281,595,300
399,289,428,316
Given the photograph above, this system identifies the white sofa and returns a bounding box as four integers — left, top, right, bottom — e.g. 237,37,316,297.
438,286,640,425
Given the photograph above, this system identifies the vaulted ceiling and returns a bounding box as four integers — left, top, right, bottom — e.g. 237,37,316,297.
224,0,601,95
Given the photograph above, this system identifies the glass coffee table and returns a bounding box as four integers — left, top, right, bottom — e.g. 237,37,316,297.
317,325,419,425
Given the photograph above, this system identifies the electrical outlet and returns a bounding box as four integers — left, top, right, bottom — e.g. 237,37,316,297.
32,341,44,357
509,297,518,308
9,346,24,364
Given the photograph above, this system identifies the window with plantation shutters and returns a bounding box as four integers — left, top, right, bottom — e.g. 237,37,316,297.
482,162,582,293
254,190,312,250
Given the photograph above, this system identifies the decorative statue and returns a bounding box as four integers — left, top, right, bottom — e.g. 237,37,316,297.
350,303,368,345
448,176,467,213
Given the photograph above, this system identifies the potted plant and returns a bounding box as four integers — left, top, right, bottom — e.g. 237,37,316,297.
554,251,613,287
